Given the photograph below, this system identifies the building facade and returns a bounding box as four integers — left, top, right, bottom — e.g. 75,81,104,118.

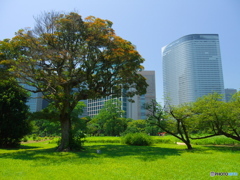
127,71,156,119
87,95,127,118
87,71,156,120
162,34,224,106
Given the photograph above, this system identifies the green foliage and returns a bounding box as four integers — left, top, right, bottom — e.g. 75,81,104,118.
31,119,61,137
0,81,31,148
145,123,161,136
91,99,127,136
191,135,240,145
121,133,153,146
123,119,146,134
86,121,101,136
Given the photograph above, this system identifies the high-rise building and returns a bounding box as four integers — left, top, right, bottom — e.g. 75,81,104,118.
225,88,237,102
87,70,156,120
162,34,224,106
128,71,156,119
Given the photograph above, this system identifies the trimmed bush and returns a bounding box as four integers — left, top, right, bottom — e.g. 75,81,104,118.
122,133,153,146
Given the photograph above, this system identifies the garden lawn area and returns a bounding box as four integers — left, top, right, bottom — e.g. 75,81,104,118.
0,137,240,180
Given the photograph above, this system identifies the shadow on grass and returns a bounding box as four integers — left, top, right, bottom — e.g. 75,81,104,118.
0,145,40,150
202,145,240,153
0,146,57,161
83,144,182,161
1,143,239,163
0,144,183,162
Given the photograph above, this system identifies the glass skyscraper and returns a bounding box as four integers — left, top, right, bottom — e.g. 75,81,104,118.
162,34,224,106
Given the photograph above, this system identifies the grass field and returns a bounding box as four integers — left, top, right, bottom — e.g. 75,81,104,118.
0,136,240,180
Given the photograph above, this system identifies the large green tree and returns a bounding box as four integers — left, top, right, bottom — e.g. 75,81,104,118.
2,12,147,151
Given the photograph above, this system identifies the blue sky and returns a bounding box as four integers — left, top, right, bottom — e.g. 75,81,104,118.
1,0,239,102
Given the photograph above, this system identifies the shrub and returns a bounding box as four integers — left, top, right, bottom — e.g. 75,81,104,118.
57,130,86,150
71,130,86,150
122,133,153,146
32,134,37,141
22,136,28,142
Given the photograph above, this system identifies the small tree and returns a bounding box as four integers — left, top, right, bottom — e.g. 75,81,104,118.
124,119,147,134
225,92,240,141
2,11,147,151
191,93,240,141
93,99,126,136
146,100,194,150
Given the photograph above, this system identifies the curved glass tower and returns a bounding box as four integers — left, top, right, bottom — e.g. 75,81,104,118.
162,34,224,106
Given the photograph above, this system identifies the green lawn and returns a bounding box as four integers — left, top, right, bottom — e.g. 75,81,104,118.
0,138,239,180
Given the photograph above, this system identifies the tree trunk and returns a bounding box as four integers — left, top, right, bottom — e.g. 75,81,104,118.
182,138,193,150
56,113,72,152
185,141,193,150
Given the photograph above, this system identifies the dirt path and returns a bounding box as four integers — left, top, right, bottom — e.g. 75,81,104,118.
21,139,50,144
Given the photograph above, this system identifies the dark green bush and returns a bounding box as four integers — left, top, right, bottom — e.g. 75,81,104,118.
0,81,31,148
122,133,153,146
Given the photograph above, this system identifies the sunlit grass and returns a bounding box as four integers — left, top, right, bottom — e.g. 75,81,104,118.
85,135,240,146
0,139,240,180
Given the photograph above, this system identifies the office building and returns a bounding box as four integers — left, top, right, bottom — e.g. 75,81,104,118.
162,34,224,106
87,95,127,118
87,70,156,120
128,71,156,119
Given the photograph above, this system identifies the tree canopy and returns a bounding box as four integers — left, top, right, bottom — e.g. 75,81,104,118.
1,11,147,151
